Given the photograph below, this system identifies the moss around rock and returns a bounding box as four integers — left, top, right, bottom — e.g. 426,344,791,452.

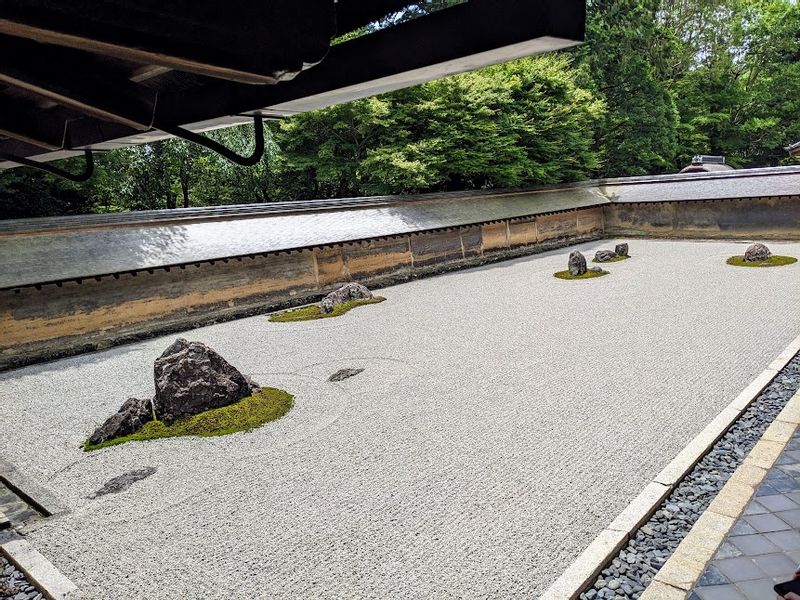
591,255,630,264
269,296,385,322
553,269,609,280
83,388,293,451
726,255,797,267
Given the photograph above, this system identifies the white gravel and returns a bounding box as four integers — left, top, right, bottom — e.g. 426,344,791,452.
1,239,799,599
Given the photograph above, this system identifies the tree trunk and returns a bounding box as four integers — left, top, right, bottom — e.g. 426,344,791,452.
180,160,190,208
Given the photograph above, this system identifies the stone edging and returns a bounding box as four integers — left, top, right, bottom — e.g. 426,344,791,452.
641,386,800,599
0,459,65,517
0,534,81,600
541,333,800,600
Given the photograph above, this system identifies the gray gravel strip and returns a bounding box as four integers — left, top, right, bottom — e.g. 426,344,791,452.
581,354,800,600
0,554,40,600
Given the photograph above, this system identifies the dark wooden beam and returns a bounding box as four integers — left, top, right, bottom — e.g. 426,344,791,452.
158,0,586,123
0,1,334,85
0,36,156,130
0,0,586,167
0,98,70,150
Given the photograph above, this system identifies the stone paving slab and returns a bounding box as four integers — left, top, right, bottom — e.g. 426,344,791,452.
0,484,38,531
1,239,799,599
691,428,800,600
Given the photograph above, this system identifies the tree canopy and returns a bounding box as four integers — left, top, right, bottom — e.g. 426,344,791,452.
1,0,798,219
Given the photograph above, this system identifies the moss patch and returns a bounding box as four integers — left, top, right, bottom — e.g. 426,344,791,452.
726,255,797,267
592,255,630,264
269,296,385,322
553,269,609,280
83,388,294,451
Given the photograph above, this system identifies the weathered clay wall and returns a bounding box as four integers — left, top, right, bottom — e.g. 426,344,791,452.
603,196,800,240
0,208,603,370
3,194,797,370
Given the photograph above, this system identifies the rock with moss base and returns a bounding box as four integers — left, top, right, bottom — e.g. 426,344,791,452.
568,250,587,276
744,242,771,262
88,397,153,446
319,282,373,314
594,249,618,262
615,243,629,257
153,338,258,424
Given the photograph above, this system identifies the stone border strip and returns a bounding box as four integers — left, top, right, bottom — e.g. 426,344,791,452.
0,508,9,529
541,332,800,600
640,387,800,599
0,533,81,599
0,458,65,517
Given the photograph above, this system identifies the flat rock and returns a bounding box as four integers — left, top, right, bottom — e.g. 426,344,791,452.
153,338,257,424
744,242,771,262
328,368,364,382
89,467,157,499
594,249,618,262
319,282,373,314
615,243,629,257
568,250,587,276
88,397,153,445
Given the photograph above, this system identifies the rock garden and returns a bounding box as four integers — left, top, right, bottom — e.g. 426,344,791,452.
726,242,797,267
593,243,630,263
83,338,293,451
554,250,610,280
269,282,385,322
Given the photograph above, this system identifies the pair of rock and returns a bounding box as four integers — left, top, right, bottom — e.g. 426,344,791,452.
744,242,770,262
318,282,373,314
594,243,629,263
89,339,259,445
568,251,605,276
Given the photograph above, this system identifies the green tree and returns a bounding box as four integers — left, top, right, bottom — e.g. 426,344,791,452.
582,0,679,176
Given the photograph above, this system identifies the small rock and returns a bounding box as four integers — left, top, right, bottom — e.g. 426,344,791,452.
594,249,618,262
744,242,771,262
568,251,587,276
589,266,607,274
615,243,629,257
318,282,373,314
88,397,153,446
328,368,364,382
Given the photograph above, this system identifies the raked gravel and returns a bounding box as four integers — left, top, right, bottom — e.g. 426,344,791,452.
1,239,799,599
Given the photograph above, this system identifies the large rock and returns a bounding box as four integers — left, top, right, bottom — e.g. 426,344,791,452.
568,251,587,276
744,242,771,262
594,249,618,262
615,243,629,257
153,338,258,424
318,282,373,314
88,397,153,445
